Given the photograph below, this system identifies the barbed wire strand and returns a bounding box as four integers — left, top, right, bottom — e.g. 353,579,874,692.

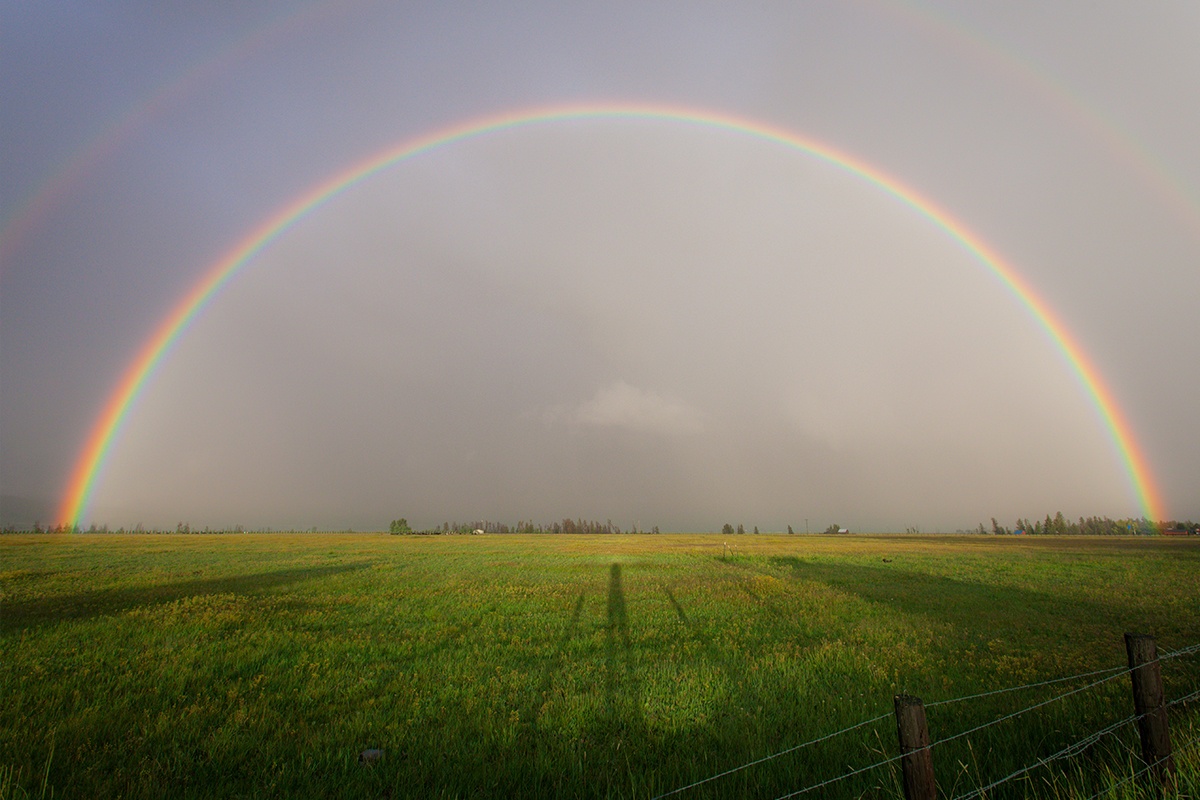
1086,718,1200,800
655,642,1198,800
660,662,1130,800
931,639,1198,711
771,750,909,800
932,667,1133,752
658,664,1123,800
953,684,1200,800
1170,687,1200,706
651,710,892,799
927,665,1126,708
1083,751,1174,800
774,666,1157,800
950,712,1140,800
1162,641,1200,660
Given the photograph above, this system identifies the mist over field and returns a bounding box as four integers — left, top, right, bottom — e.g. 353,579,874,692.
2,3,1199,530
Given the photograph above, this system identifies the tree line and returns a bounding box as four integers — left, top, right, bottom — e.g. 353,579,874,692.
977,512,1197,536
7,513,1195,536
7,523,312,534
389,518,660,535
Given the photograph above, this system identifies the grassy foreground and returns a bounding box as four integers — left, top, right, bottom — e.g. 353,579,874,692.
2,533,1198,799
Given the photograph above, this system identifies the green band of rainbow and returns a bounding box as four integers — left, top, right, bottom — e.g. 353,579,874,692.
57,102,1165,526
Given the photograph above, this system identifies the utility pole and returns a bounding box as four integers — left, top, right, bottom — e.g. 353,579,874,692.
805,518,809,534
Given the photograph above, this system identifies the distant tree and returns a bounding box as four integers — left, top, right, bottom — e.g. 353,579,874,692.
824,523,841,535
389,518,412,534
787,525,794,535
737,523,745,535
977,522,986,536
722,523,734,535
753,526,759,535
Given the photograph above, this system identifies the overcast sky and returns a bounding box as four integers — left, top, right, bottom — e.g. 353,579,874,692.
2,1,1198,532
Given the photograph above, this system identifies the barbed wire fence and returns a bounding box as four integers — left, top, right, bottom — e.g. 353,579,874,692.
652,636,1200,800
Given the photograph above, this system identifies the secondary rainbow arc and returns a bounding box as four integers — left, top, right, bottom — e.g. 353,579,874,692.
57,102,1166,526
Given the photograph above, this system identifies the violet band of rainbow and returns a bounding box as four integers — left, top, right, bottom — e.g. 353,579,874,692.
10,4,1200,275
0,1,339,272
56,102,1166,526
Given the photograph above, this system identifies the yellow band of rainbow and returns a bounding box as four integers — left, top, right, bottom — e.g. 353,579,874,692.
57,102,1165,526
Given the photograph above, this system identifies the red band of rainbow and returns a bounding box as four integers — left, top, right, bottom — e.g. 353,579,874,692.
57,103,1165,526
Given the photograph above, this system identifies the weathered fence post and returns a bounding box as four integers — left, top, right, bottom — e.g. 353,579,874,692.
894,694,937,800
1124,633,1175,787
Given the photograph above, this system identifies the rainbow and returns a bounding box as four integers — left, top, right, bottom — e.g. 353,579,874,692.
0,1,338,270
875,0,1200,244
56,102,1166,526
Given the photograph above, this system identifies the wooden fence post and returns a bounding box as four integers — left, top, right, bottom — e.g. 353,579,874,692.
894,694,937,800
1124,633,1175,787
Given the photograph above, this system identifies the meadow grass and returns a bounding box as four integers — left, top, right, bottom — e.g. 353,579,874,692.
2,533,1198,798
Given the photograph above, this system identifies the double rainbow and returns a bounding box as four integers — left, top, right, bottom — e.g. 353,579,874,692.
57,103,1165,526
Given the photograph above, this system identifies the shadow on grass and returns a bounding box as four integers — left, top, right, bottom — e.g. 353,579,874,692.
605,563,642,727
607,564,630,647
770,556,1145,652
0,561,372,632
564,591,586,644
663,585,689,625
528,590,586,712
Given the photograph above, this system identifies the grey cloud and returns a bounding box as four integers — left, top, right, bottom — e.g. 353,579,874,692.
564,381,706,436
2,3,1198,529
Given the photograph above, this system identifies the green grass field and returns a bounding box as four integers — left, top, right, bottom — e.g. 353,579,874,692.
2,533,1198,799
